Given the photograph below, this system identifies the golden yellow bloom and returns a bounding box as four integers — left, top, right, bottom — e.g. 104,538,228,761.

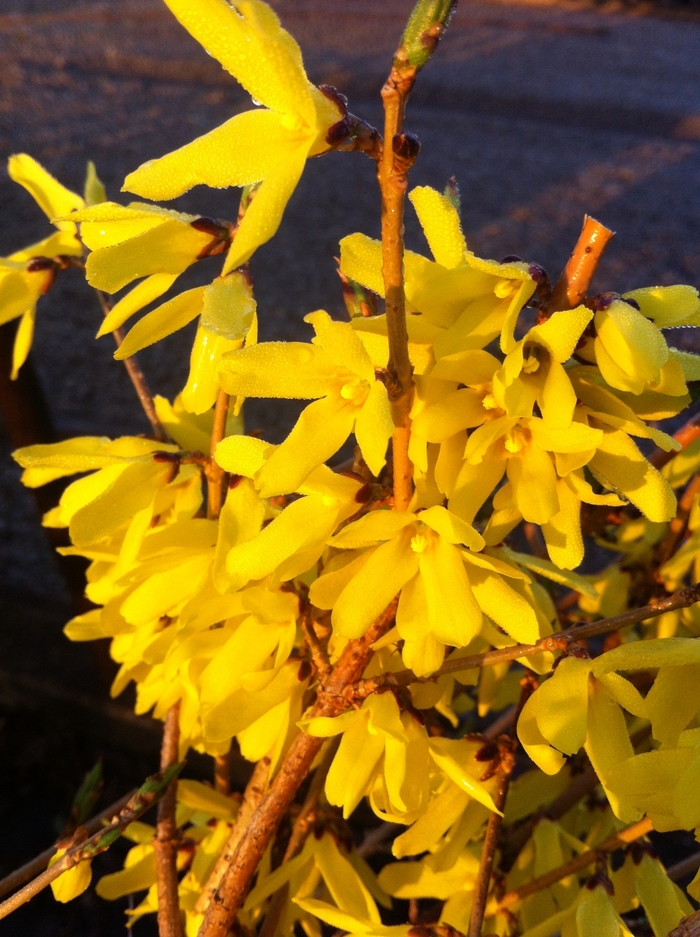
123,0,343,272
218,310,393,495
0,154,85,376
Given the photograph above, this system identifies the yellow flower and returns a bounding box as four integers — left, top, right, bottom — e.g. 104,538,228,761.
311,506,543,675
218,310,394,496
49,849,92,903
0,154,86,377
245,830,388,936
122,0,343,273
305,692,430,820
13,436,193,547
63,201,240,350
576,290,700,396
340,185,535,354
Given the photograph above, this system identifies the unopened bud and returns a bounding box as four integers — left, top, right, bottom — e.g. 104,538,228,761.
398,0,457,71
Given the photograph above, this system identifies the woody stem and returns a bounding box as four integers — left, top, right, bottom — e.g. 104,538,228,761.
379,65,418,511
93,288,168,442
541,215,615,318
154,703,183,937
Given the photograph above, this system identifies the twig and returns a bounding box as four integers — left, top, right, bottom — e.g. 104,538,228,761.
652,409,700,470
301,609,332,686
0,766,181,921
500,724,650,874
359,585,700,692
197,598,398,937
194,756,271,916
356,822,403,860
499,817,653,909
0,789,135,900
468,677,535,937
670,909,700,937
257,741,338,937
93,288,168,442
207,389,230,520
540,215,614,318
154,703,183,937
377,0,455,511
658,473,700,565
668,851,700,883
214,753,231,797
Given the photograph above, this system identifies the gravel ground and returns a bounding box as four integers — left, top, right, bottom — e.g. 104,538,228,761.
0,1,699,931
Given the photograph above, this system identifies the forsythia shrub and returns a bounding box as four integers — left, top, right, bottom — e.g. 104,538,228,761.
3,1,700,936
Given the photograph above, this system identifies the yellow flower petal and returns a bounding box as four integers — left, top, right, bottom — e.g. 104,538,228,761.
535,657,591,755
409,186,467,269
222,141,311,272
97,273,178,337
49,853,93,903
576,885,620,937
256,394,356,497
448,443,507,523
128,109,299,201
419,536,483,646
9,153,83,229
542,478,584,570
527,307,592,362
96,851,156,900
412,388,488,442
219,341,339,398
517,691,567,775
160,0,316,123
333,532,418,639
589,429,676,522
418,505,484,551
354,381,394,476
114,286,206,359
624,284,700,328
584,678,638,822
87,221,210,294
507,446,559,525
467,565,539,644
331,511,416,549
10,306,36,379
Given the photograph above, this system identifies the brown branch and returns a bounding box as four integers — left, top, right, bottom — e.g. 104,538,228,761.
658,473,700,565
500,724,650,873
93,288,168,442
214,753,231,797
207,388,230,520
540,215,615,318
468,677,535,937
668,850,700,883
258,741,338,937
0,789,135,901
670,909,700,937
0,766,181,921
360,585,700,692
194,756,271,917
301,610,332,686
197,598,398,937
499,817,653,909
154,703,183,937
652,409,700,470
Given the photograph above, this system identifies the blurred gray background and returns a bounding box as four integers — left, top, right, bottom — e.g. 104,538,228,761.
0,0,699,931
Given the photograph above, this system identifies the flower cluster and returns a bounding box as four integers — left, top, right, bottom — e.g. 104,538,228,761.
4,0,700,935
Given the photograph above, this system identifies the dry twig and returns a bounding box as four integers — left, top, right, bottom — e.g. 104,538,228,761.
541,215,614,317
499,817,653,909
360,585,700,692
197,598,398,937
154,703,183,937
0,767,181,921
